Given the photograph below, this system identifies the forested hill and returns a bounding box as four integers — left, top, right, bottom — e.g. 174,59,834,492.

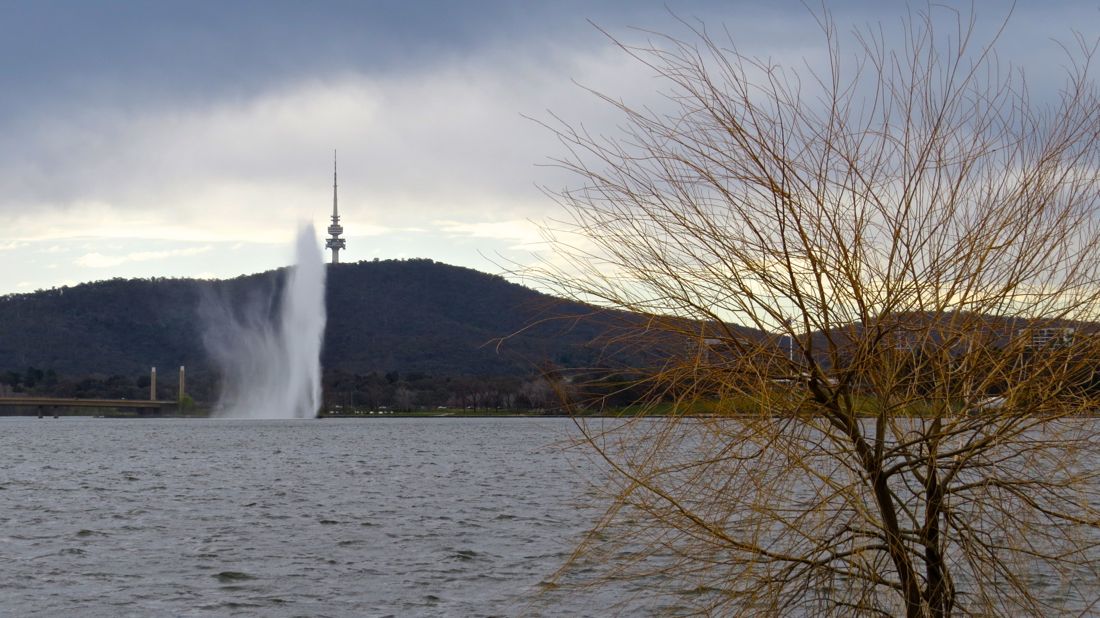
323,258,616,375
0,259,623,383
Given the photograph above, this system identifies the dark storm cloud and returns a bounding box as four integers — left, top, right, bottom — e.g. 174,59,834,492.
2,0,513,113
0,0,745,202
0,0,867,107
0,1,695,107
4,0,1080,123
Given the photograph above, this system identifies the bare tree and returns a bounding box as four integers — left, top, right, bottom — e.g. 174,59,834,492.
534,5,1100,616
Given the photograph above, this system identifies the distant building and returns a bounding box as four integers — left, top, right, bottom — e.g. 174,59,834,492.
1019,327,1075,348
325,151,346,264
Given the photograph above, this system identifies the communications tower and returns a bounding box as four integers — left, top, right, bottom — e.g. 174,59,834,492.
325,151,346,264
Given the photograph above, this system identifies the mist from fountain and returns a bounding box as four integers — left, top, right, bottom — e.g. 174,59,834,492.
203,223,327,419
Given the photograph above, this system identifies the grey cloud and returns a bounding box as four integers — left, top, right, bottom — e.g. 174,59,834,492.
0,0,656,109
0,0,1093,219
0,1,858,105
4,1,1074,121
0,0,1096,294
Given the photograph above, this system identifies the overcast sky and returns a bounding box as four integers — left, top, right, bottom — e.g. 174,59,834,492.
0,0,1095,294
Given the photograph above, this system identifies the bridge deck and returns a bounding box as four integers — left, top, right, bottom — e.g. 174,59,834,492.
0,397,177,409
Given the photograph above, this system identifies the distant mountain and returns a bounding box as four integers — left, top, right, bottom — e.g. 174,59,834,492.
0,259,635,387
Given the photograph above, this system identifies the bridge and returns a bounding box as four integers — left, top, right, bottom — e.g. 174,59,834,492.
0,397,182,416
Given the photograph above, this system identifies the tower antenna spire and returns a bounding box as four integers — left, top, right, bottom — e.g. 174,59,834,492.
325,149,346,264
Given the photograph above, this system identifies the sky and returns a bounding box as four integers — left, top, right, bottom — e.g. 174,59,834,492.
0,0,1096,295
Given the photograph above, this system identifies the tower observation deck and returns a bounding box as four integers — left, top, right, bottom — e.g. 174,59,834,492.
325,151,346,264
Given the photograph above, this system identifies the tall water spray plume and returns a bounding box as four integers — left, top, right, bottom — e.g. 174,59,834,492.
203,223,327,419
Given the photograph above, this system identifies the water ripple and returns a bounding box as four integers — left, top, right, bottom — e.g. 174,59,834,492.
0,417,656,616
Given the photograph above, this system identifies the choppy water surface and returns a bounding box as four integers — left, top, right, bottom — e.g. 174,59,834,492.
0,417,646,617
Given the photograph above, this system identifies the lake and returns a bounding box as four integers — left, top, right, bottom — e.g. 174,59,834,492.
0,417,660,617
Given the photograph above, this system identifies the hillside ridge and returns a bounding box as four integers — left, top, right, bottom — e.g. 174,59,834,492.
0,259,619,396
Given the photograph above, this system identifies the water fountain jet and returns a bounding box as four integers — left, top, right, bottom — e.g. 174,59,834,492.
202,223,326,419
